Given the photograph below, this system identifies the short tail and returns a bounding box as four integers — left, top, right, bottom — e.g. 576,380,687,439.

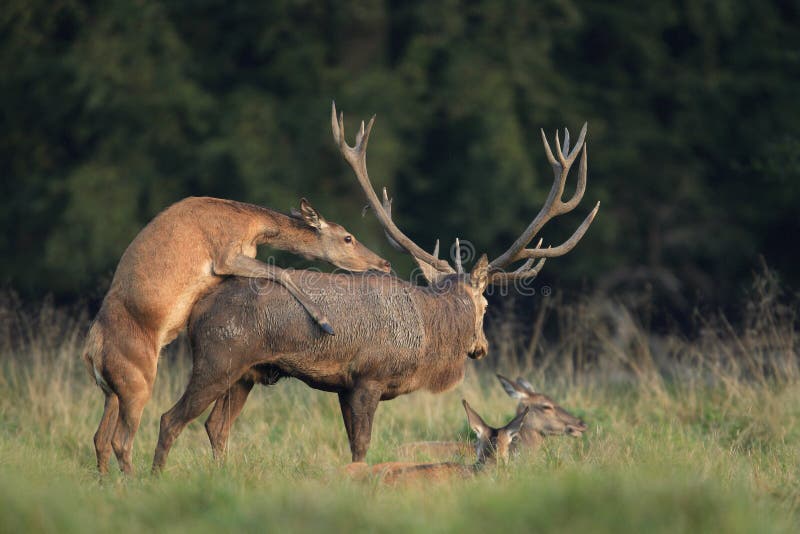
82,321,111,394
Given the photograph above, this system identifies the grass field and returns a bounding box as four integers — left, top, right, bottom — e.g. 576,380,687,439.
1,276,798,533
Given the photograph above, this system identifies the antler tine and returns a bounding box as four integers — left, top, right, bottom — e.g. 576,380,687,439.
489,239,546,284
454,238,463,274
568,122,588,161
517,201,600,259
561,143,587,213
540,128,559,167
489,257,547,284
331,102,454,278
381,187,404,252
489,122,598,273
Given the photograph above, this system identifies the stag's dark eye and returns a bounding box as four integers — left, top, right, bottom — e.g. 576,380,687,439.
344,235,353,244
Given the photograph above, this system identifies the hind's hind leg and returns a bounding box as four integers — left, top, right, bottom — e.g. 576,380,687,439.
101,332,159,475
111,373,153,475
94,392,119,475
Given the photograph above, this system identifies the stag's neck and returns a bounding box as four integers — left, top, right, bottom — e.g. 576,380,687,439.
418,287,476,348
409,286,477,392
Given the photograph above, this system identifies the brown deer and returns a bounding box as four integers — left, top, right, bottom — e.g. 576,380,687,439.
83,195,390,474
151,104,599,471
496,374,587,447
397,376,586,460
345,400,529,485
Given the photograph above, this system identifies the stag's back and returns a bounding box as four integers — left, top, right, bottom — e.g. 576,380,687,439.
189,273,475,394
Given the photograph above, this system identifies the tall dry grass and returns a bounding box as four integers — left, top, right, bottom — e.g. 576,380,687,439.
0,269,798,532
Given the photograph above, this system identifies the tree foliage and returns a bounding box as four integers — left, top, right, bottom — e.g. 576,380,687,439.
2,0,799,311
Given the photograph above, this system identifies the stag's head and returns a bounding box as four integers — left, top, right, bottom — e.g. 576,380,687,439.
289,198,392,273
463,399,528,465
497,375,587,437
331,102,599,361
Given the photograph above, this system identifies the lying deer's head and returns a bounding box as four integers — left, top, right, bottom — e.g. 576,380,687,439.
332,103,600,362
497,374,587,437
463,399,528,465
290,198,391,273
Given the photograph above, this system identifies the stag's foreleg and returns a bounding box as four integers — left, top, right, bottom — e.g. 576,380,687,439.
204,378,255,460
338,386,381,462
213,253,335,335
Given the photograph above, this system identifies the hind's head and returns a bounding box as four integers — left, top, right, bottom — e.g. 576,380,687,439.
462,399,528,465
497,375,587,437
290,198,391,273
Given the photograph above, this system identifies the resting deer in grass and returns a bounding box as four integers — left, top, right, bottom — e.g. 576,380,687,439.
397,375,586,460
496,374,587,446
151,103,599,471
346,400,528,484
83,195,390,474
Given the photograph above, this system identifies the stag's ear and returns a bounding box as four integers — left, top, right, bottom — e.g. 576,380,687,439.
294,198,327,230
463,399,491,438
470,254,489,293
498,374,528,399
502,407,529,439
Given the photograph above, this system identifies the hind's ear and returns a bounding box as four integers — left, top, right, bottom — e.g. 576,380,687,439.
503,407,529,438
463,399,491,438
515,377,536,395
497,374,527,399
293,198,327,230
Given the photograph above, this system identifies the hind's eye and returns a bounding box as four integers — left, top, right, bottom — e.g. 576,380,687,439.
344,235,353,244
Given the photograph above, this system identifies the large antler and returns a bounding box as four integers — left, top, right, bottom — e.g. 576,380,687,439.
488,124,600,284
331,102,454,282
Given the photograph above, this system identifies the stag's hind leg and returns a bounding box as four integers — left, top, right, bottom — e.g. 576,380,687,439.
204,378,255,460
153,360,246,472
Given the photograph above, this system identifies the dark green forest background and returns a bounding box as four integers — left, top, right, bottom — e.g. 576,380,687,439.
2,0,799,318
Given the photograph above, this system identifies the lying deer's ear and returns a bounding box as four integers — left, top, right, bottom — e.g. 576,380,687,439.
503,407,529,438
497,374,527,399
516,377,536,394
463,399,491,438
296,198,327,230
470,254,489,293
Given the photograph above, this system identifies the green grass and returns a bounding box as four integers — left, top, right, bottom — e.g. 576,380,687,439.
1,287,799,533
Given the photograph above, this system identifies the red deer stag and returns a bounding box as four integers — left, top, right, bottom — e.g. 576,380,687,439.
397,376,586,460
346,400,529,484
151,104,599,471
84,196,390,474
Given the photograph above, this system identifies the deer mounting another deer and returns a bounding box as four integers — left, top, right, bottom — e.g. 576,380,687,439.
151,103,599,472
397,376,587,460
346,400,528,485
84,195,390,475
